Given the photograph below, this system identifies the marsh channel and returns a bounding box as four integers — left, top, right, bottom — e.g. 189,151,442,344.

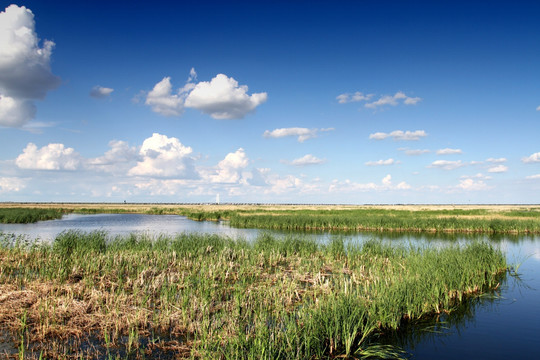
1,213,539,359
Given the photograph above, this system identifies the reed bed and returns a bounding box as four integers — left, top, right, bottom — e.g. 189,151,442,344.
220,209,540,234
0,208,66,224
0,231,506,359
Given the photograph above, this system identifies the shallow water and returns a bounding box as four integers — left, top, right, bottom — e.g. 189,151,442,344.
1,213,539,359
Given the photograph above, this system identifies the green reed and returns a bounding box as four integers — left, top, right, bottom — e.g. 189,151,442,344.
0,231,507,359
225,209,540,234
0,208,67,224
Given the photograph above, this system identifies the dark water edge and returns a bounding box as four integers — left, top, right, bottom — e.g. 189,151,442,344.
1,213,539,359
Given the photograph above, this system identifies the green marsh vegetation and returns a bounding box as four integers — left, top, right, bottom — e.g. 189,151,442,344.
3,204,540,233
0,231,507,359
178,207,540,234
0,208,66,224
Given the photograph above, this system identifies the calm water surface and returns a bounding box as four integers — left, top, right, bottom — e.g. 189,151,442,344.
1,213,539,359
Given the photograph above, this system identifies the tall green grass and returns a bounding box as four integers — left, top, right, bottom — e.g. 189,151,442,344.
0,208,66,223
223,209,540,234
0,231,507,359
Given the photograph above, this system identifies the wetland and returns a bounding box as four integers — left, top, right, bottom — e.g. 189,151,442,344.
0,204,539,359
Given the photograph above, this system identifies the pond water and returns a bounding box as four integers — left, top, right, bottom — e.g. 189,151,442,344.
1,213,539,359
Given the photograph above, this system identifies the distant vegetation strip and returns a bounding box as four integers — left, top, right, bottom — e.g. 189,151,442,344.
0,207,66,223
2,206,540,233
0,231,506,359
176,208,540,234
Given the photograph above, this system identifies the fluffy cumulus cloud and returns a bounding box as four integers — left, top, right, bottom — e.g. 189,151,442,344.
90,86,114,99
263,127,333,142
128,133,197,178
247,170,307,195
0,5,60,127
365,158,399,166
87,140,137,173
210,148,249,183
537,105,540,111
288,154,325,166
369,130,427,141
145,72,267,120
184,74,267,119
0,177,25,193
522,152,540,163
0,96,36,127
436,148,462,155
15,143,80,170
145,77,187,117
457,178,489,191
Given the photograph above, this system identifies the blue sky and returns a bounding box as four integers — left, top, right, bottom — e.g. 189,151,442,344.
1,0,540,204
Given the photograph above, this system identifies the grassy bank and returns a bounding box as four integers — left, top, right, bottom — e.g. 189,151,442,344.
179,208,540,234
229,210,540,234
0,232,506,359
0,208,66,224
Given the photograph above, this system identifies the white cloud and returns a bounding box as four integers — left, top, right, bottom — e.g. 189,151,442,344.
436,148,462,155
457,178,489,191
0,4,60,127
266,175,304,194
210,148,249,183
369,130,427,141
128,133,197,178
145,77,186,117
398,148,430,156
184,74,267,119
336,92,373,104
428,160,465,170
526,174,540,180
15,143,80,170
536,105,540,111
248,168,271,186
145,72,267,120
365,92,421,109
522,152,540,163
188,67,197,82
337,91,421,108
90,86,114,99
461,173,492,180
288,154,325,166
486,157,507,163
0,95,35,127
0,177,25,193
365,158,399,166
263,127,333,142
87,140,137,173
329,174,410,193
488,165,508,173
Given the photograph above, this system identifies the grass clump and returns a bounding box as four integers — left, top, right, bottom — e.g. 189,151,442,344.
0,231,507,359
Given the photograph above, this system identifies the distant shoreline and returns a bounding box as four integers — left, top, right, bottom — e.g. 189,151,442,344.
1,202,540,212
